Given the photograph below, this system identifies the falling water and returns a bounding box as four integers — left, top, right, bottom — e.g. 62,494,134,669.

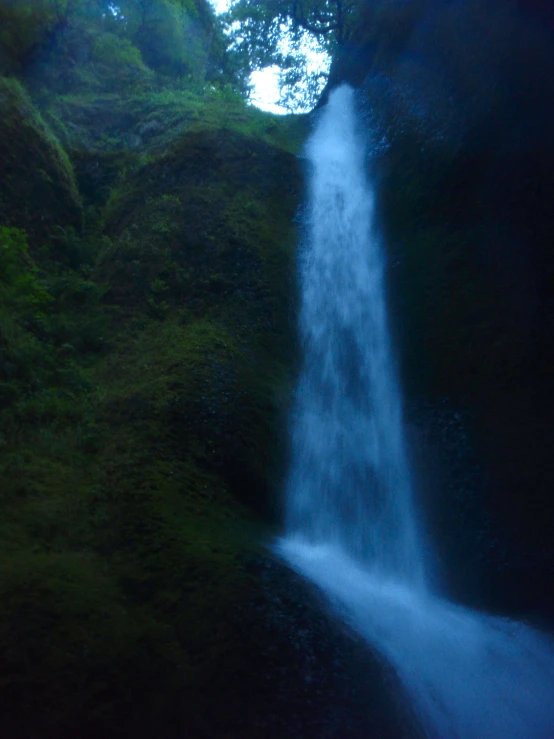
277,85,554,739
284,84,425,588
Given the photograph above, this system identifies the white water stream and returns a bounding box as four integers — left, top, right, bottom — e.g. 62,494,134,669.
277,85,554,738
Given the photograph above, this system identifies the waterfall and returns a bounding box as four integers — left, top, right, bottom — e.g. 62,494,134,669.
277,85,554,739
284,84,425,588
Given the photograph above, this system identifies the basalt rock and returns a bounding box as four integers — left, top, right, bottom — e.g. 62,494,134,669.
324,0,554,618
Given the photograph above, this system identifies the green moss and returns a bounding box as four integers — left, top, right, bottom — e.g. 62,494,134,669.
91,33,145,70
0,34,305,731
48,87,306,159
0,306,270,734
94,123,301,512
0,0,66,74
0,76,82,241
38,86,306,221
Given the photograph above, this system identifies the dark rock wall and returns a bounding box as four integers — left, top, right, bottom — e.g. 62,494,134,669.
325,0,554,619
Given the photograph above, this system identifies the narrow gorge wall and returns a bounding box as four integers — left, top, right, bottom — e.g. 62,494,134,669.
324,0,554,617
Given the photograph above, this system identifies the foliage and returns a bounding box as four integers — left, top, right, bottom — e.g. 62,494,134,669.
0,0,247,95
225,0,358,50
223,0,358,109
91,32,145,69
0,76,82,240
0,226,106,429
0,0,74,73
0,227,52,309
0,41,306,732
104,0,205,78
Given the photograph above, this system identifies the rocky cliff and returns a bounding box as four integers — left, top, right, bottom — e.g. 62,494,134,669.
326,0,554,617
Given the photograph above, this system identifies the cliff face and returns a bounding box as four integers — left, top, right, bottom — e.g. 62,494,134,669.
0,21,408,735
4,1,553,733
326,0,554,616
0,24,321,731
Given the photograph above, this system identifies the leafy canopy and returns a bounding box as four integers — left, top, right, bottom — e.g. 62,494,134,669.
223,0,359,110
0,0,248,93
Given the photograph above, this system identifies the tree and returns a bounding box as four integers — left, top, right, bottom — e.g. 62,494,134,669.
223,0,359,110
0,0,246,93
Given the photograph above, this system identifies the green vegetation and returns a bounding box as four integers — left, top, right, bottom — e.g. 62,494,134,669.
3,0,553,732
0,218,275,736
0,76,82,241
0,0,247,96
0,0,304,729
0,106,300,738
223,0,360,109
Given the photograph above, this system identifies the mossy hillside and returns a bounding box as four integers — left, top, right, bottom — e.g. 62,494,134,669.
1,0,233,96
0,270,263,734
97,317,277,508
43,88,307,209
0,76,82,243
0,221,122,733
0,425,262,736
99,121,302,510
0,272,284,734
1,85,305,733
103,125,300,301
0,225,106,433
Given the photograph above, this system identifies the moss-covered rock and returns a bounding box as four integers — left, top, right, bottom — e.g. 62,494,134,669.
41,88,306,209
0,11,412,734
0,70,324,734
93,118,302,511
0,76,82,242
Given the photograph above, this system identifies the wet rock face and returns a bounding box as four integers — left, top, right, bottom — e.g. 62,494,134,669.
204,555,416,739
322,2,554,617
407,401,554,620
